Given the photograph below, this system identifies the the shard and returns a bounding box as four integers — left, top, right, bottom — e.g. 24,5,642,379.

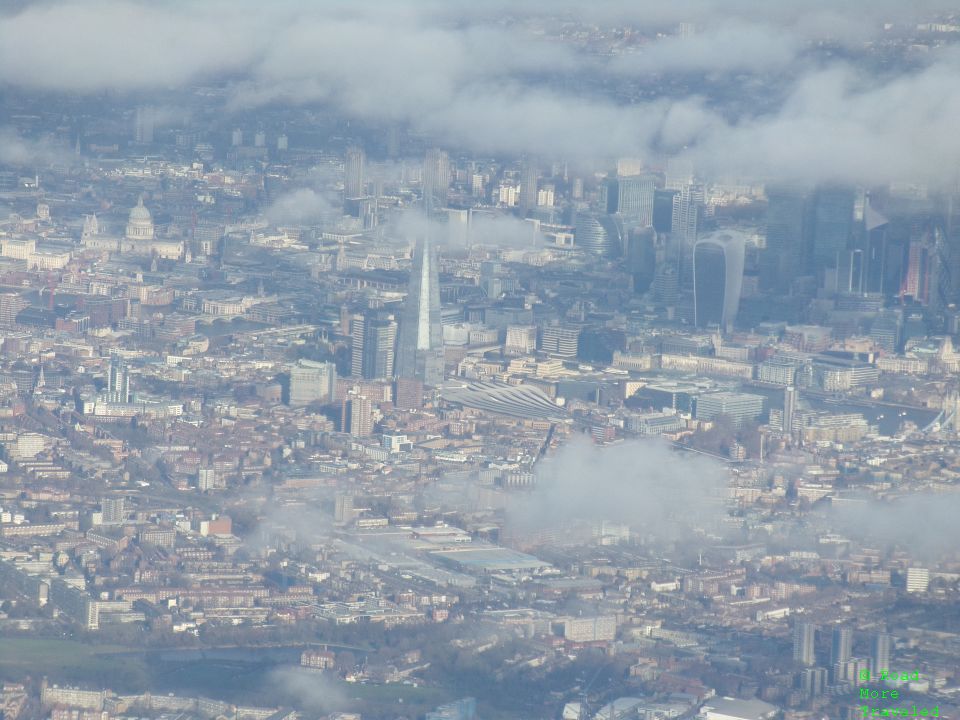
396,234,444,386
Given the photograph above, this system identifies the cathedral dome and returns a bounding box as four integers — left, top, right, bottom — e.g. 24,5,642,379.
129,196,152,223
126,196,155,240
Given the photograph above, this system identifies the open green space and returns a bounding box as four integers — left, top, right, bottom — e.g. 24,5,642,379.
0,637,150,689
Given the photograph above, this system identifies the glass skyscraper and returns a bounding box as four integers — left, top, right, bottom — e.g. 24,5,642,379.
693,231,746,332
397,234,444,386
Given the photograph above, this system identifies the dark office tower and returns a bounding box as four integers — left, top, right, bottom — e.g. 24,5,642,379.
761,186,810,291
901,237,932,304
831,626,852,667
604,174,656,226
363,316,397,380
693,231,746,332
653,189,679,233
575,211,624,259
625,227,657,294
811,184,855,272
793,621,817,667
863,203,890,294
423,148,451,212
871,633,892,676
345,146,365,199
397,235,444,386
519,158,539,214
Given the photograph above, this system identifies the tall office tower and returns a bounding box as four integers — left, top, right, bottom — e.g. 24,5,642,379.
231,128,243,146
345,146,366,199
783,385,798,436
604,174,656,226
362,316,397,380
396,235,444,386
289,359,336,406
671,184,703,286
519,158,539,214
793,621,817,666
901,236,932,304
101,497,126,525
653,188,679,233
863,203,890,294
574,211,624,259
693,231,746,332
423,148,451,212
871,633,892,675
350,313,366,378
761,185,810,292
831,626,853,667
254,130,266,147
107,354,130,403
625,227,657,294
811,184,855,273
134,105,154,144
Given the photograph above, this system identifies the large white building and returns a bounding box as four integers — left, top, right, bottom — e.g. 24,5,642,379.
81,198,184,260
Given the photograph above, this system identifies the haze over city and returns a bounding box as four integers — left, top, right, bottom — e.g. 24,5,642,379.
1,2,960,720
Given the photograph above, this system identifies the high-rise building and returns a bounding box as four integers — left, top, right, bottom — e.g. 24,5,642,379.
345,146,366,199
653,189,679,233
906,567,929,593
761,185,811,291
423,148,451,212
783,385,798,437
831,626,853,667
289,360,336,406
800,667,827,698
671,184,703,287
101,497,126,525
519,159,539,214
693,231,746,332
396,235,444,386
575,212,624,258
0,293,28,326
350,313,366,378
811,184,855,273
134,105,154,144
334,494,354,524
344,391,373,437
625,227,657,294
793,621,817,666
871,633,892,676
604,174,655,226
107,354,130,404
363,316,397,380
